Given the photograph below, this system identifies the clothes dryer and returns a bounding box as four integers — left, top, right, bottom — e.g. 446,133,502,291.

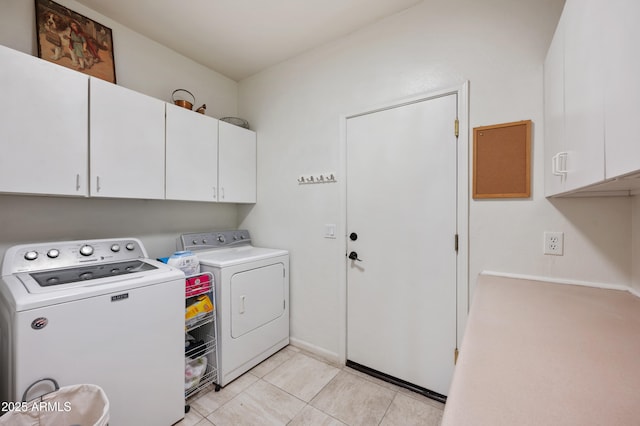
180,230,289,386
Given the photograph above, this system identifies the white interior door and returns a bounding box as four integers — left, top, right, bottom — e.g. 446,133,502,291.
346,93,458,398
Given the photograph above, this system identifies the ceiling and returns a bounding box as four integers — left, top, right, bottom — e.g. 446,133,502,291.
73,0,423,81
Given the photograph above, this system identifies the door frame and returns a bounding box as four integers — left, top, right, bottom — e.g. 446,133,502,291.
337,82,469,365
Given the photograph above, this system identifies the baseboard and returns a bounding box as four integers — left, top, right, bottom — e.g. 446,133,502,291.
289,337,341,365
480,271,632,293
628,287,640,299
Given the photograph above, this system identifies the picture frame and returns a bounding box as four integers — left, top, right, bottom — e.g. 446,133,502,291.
35,0,116,83
473,120,532,199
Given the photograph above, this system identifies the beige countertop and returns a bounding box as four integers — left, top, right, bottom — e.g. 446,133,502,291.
442,274,640,426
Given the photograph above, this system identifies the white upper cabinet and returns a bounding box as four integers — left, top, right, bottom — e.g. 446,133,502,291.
89,78,165,199
543,11,566,197
0,45,88,197
0,45,257,202
562,0,605,192
218,121,257,203
165,103,219,202
603,0,640,179
544,0,640,196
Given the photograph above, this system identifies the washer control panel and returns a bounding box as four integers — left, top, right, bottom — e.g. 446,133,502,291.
2,238,147,275
180,230,251,252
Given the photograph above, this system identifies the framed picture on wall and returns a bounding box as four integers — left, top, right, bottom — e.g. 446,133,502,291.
34,0,116,83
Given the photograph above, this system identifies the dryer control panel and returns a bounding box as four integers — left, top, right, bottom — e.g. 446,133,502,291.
180,230,251,252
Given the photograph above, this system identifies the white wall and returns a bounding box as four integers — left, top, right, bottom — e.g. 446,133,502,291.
237,0,632,358
0,0,241,259
0,195,238,260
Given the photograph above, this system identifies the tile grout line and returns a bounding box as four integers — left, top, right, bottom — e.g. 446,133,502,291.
180,346,444,426
377,390,400,426
263,352,345,424
301,366,345,424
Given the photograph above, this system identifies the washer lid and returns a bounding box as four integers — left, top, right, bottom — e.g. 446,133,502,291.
195,246,288,267
1,259,184,311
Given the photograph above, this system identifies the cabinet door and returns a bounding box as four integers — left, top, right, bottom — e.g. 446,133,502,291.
166,103,219,201
0,45,88,196
562,0,605,192
90,78,165,199
218,121,257,203
543,11,566,197
604,0,640,178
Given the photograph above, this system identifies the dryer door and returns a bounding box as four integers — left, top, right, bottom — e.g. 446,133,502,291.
230,263,286,338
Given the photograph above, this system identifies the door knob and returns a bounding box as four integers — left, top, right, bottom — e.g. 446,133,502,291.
348,251,362,261
349,232,358,241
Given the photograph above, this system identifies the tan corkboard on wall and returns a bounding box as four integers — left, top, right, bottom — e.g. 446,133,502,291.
473,120,531,199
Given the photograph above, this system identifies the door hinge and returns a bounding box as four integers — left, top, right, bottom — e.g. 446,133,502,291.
454,119,459,138
454,234,459,252
454,348,459,364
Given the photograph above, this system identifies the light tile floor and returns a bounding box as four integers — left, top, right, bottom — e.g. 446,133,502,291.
178,345,444,426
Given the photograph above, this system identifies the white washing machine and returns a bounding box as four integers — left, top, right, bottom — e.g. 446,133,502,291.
180,230,289,386
0,238,185,425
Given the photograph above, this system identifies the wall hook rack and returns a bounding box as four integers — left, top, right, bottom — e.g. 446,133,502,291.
298,173,337,185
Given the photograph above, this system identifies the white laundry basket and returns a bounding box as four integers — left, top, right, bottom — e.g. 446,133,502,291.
0,378,109,426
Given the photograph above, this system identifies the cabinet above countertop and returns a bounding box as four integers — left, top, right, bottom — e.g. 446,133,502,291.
544,0,640,197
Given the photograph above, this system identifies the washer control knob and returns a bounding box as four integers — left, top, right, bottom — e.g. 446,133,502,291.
192,239,198,245
24,251,38,261
125,243,135,251
47,249,60,259
111,244,121,252
217,234,226,243
202,239,207,244
79,245,94,256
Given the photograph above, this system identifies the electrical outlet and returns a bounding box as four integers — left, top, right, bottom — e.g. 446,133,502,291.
544,231,564,255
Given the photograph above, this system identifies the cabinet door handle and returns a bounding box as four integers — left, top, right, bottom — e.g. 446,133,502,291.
557,152,568,175
240,295,245,314
221,187,225,200
96,176,101,192
552,153,560,176
552,152,568,177
76,174,81,191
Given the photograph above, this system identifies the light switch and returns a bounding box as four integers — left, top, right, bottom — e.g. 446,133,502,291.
324,224,336,239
